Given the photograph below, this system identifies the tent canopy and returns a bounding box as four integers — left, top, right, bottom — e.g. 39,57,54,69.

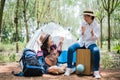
26,22,76,52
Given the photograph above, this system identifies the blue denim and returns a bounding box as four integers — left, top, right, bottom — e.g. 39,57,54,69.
67,42,100,71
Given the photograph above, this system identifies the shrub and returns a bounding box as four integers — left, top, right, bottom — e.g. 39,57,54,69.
101,53,114,69
113,44,120,54
0,43,5,52
9,53,16,62
0,54,5,62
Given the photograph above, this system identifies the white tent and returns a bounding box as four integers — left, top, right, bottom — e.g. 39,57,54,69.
26,22,76,52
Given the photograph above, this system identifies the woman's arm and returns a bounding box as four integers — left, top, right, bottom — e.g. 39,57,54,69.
91,24,100,40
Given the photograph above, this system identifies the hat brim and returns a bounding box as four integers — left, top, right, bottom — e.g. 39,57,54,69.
82,13,95,17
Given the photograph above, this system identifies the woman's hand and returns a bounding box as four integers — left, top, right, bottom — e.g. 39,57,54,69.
82,26,86,35
91,28,94,36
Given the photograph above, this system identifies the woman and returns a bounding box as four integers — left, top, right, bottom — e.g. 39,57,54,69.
64,10,101,79
39,32,66,74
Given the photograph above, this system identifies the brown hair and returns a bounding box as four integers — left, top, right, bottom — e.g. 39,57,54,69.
39,33,50,50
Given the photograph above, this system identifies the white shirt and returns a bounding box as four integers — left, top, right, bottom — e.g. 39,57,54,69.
78,20,100,48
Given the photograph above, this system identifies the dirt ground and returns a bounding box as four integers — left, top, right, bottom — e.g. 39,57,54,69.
0,62,120,80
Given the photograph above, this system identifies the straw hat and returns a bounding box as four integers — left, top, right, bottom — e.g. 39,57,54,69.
82,10,95,17
39,33,50,44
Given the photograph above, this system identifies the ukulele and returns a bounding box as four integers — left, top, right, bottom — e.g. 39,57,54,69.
45,52,59,66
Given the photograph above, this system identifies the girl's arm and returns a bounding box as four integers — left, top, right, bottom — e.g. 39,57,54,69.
57,37,64,52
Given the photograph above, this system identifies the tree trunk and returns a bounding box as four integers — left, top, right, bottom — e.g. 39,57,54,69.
23,0,29,42
15,0,19,53
108,13,111,51
100,20,103,48
23,10,29,42
36,0,40,30
0,0,5,42
25,16,29,42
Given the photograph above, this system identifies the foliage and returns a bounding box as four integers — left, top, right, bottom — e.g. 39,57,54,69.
111,4,120,40
0,54,6,62
9,53,16,62
0,42,26,52
0,42,15,51
0,0,120,52
113,44,120,54
2,32,23,44
0,53,16,62
18,41,27,50
0,43,5,52
0,42,26,62
101,50,120,69
101,0,120,51
101,53,115,69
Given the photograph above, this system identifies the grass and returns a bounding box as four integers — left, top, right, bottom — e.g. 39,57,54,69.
0,41,26,52
0,53,18,62
0,43,15,52
0,41,26,62
0,40,120,69
101,53,114,69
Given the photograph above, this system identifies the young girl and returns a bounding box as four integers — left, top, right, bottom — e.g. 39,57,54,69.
40,33,63,58
39,32,66,74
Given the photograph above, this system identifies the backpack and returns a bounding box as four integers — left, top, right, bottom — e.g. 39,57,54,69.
13,48,47,76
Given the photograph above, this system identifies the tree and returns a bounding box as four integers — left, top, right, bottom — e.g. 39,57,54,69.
36,0,51,30
0,0,5,42
111,4,120,40
14,0,20,53
101,0,120,51
98,10,105,49
23,0,29,42
95,0,105,48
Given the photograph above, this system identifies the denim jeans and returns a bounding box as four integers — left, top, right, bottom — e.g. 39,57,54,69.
67,42,100,71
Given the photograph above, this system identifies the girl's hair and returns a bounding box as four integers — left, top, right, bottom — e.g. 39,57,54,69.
41,34,50,50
